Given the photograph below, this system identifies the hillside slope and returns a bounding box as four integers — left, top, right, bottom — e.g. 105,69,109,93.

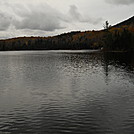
112,16,134,28
0,16,134,51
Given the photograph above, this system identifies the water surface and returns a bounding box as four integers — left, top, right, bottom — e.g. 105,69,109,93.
0,50,134,134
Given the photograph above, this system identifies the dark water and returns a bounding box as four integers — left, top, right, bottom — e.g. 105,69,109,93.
0,50,134,134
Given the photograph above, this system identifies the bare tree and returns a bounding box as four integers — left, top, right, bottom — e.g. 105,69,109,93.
103,21,111,29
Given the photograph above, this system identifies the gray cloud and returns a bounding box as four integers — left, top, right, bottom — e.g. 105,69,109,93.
0,2,66,32
0,1,104,38
0,3,102,32
105,0,134,5
14,12,64,31
12,4,65,31
69,5,82,21
0,12,13,31
69,5,103,24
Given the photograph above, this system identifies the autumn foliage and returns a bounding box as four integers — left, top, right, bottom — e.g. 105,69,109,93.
0,16,134,51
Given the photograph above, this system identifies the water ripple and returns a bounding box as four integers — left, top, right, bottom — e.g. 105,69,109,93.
0,51,134,134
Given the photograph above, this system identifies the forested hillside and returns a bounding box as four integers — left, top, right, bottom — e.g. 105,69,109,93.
0,16,134,51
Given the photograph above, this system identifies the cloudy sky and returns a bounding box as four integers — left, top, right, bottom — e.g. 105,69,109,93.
0,0,134,39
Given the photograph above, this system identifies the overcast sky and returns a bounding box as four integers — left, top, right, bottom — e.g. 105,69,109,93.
0,0,134,39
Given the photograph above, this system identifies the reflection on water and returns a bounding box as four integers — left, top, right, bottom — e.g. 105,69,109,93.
0,50,134,134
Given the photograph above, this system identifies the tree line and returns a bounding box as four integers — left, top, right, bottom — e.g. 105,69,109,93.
0,23,133,51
